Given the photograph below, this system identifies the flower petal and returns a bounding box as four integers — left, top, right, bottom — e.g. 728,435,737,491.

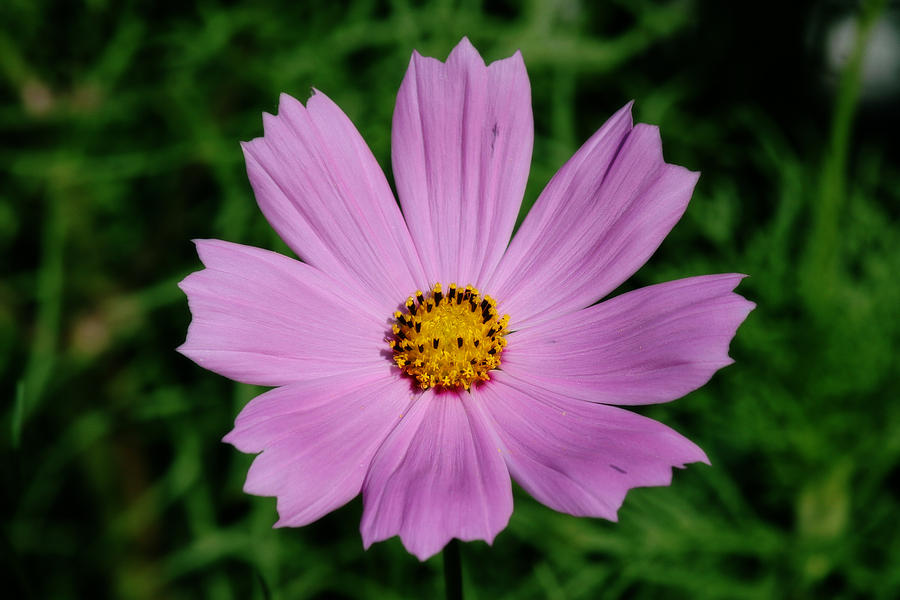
242,90,426,312
360,388,512,560
178,239,387,386
486,105,699,326
502,274,755,405
225,370,413,527
478,372,708,520
392,37,533,286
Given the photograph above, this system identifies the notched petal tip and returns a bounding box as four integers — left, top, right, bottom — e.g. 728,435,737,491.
737,295,756,315
191,238,238,269
448,37,530,72
279,90,301,104
615,99,635,127
416,36,489,70
190,237,221,251
174,341,190,358
486,45,530,83
220,429,236,445
697,449,712,466
682,165,702,183
449,36,482,61
615,99,636,124
221,428,262,456
630,122,702,180
277,91,308,116
400,530,503,562
304,88,345,117
273,512,309,529
237,139,257,157
173,336,206,365
261,111,283,137
695,272,751,293
632,121,663,150
667,432,711,468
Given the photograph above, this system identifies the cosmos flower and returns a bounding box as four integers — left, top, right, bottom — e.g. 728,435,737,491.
178,38,754,560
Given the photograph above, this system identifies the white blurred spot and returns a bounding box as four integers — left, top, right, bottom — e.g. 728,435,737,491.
826,15,900,99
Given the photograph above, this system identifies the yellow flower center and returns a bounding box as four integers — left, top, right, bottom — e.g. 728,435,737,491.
390,283,509,390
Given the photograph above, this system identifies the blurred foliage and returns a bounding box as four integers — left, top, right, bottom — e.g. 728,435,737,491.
2,0,899,598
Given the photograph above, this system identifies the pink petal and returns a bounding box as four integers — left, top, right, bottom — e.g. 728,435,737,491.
178,239,387,386
486,105,699,327
503,274,755,405
392,37,533,286
242,91,426,313
478,372,708,520
225,370,413,527
360,388,512,560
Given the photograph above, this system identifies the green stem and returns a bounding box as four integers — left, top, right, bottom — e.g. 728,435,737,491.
17,181,66,446
803,0,887,308
443,539,463,600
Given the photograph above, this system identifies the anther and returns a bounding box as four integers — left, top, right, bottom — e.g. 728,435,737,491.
389,283,509,391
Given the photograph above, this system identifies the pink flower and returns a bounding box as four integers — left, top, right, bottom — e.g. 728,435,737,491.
178,38,754,560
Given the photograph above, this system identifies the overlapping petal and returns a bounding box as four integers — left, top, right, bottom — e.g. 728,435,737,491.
178,239,387,387
502,274,755,405
478,372,708,520
242,90,426,313
392,37,533,286
487,105,699,327
224,368,412,527
361,388,512,560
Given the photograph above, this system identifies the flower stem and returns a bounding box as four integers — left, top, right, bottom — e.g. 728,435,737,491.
802,0,887,309
443,539,463,600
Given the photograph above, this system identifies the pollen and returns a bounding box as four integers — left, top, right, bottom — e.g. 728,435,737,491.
389,283,510,390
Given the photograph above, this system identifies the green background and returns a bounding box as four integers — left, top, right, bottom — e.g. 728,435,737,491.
3,0,899,598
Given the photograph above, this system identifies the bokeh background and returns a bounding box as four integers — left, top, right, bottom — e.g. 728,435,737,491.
3,0,899,598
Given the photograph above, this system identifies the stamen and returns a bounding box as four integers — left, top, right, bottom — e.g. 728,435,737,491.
389,282,510,390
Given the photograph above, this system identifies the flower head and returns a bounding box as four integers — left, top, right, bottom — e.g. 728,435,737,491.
179,38,754,560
